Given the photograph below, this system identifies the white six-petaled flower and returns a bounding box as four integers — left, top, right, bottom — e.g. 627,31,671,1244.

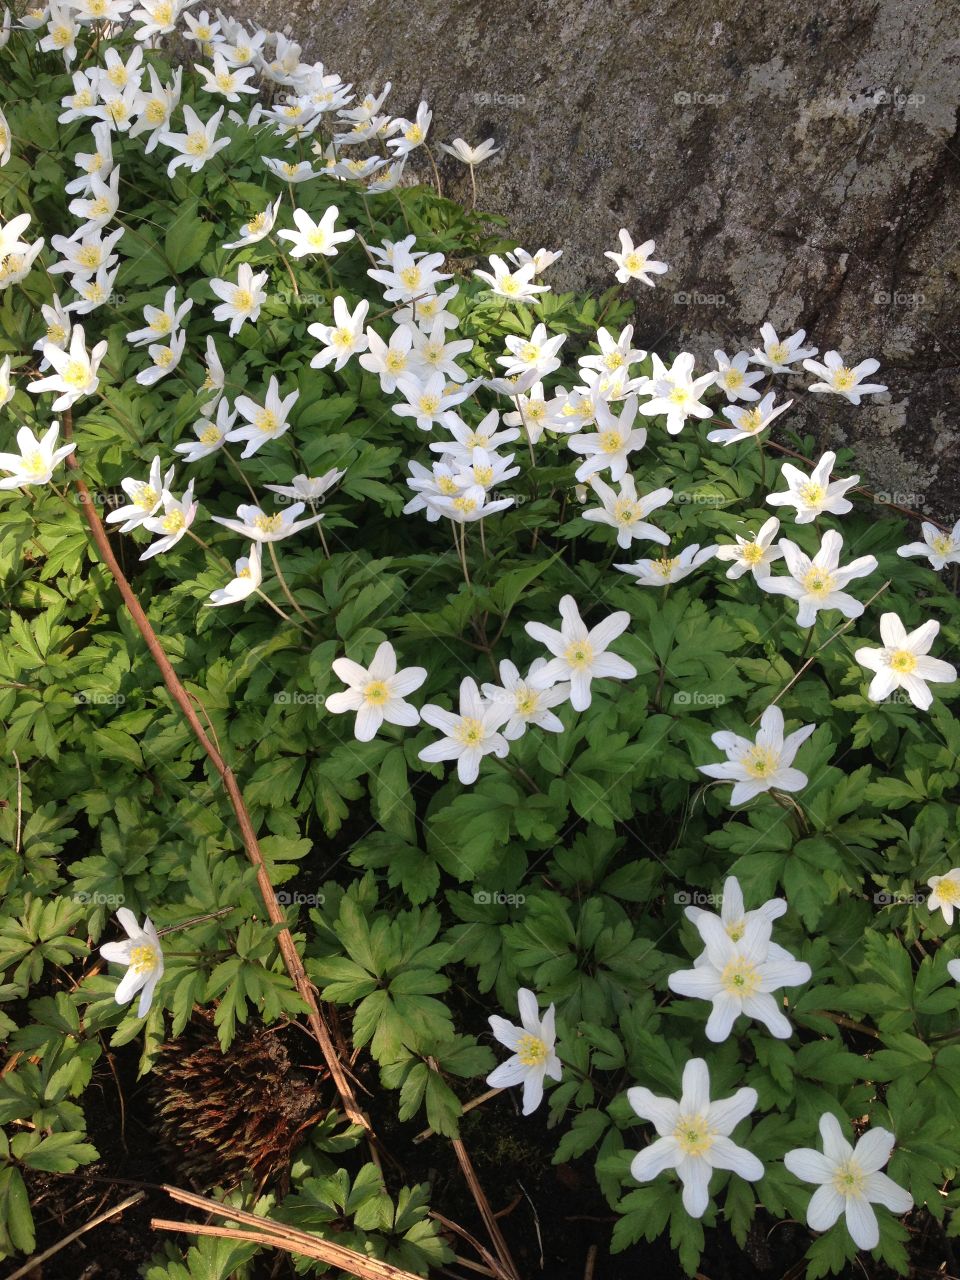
802,350,887,405
762,530,878,628
524,594,636,712
0,422,75,489
206,543,263,608
99,907,164,1018
765,450,859,523
628,1057,763,1218
854,612,957,710
697,704,814,806
326,641,427,742
604,228,668,286
418,676,509,784
927,868,960,925
486,988,562,1115
897,520,960,572
784,1114,912,1250
715,517,784,580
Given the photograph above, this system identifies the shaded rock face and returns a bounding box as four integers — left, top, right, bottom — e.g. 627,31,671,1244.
238,0,960,519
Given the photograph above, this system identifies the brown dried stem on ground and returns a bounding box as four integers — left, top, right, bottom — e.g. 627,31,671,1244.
61,408,371,1137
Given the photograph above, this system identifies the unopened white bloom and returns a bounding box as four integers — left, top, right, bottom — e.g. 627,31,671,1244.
0,106,11,167
707,393,793,445
28,324,107,411
628,1058,763,1218
222,196,281,249
569,394,647,482
928,869,960,925
481,658,569,740
210,501,324,542
139,481,197,560
766,450,859,523
897,520,960,571
525,594,635,712
419,677,509,785
784,1115,912,1250
854,612,956,710
668,913,810,1040
616,543,717,587
697,704,814,806
803,350,887,404
712,349,764,402
277,204,354,258
639,353,716,435
715,517,784,580
206,543,262,607
762,530,877,627
439,136,499,165
264,470,345,504
507,246,563,275
750,323,817,373
308,296,369,370
0,423,75,489
326,641,427,741
209,263,268,336
99,908,164,1018
486,988,562,1115
582,476,672,549
604,229,668,286
228,376,299,457
473,253,549,303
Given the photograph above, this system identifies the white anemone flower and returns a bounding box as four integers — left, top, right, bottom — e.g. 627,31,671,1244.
0,355,13,408
628,1057,763,1218
308,296,369,370
105,457,174,532
897,520,960,571
209,263,268,336
604,229,668,286
227,376,299,457
419,677,509,784
713,349,764,402
707,393,793,445
803,350,887,404
927,868,960,925
615,543,717,587
682,875,792,949
667,913,811,1040
524,594,635,712
99,908,164,1018
210,501,324,543
159,103,230,175
135,329,186,386
481,658,569,740
750,323,817,373
854,612,957,710
762,530,878,627
206,543,262,607
581,476,672,549
473,253,549,303
639,352,716,435
569,393,647,482
0,423,75,489
697,704,814,806
174,400,236,463
222,195,282,249
139,481,197,561
784,1115,912,1250
263,470,345,504
326,641,427,741
715,517,784,580
126,285,193,346
276,205,355,258
765,451,859,523
486,988,562,1115
439,136,500,165
28,323,107,411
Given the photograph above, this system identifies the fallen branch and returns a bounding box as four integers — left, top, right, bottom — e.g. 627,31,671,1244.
6,1191,144,1280
61,409,371,1137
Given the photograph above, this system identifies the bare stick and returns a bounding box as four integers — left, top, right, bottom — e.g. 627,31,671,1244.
6,1192,144,1280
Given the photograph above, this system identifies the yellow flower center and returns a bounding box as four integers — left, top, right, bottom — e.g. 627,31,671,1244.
199,425,221,445
500,275,521,295
516,1033,548,1066
254,514,283,533
724,368,744,388
653,556,678,579
77,246,101,268
726,920,746,942
931,534,953,555
307,228,328,249
769,342,789,363
668,386,691,406
107,99,128,123
624,251,645,272
798,480,826,506
154,347,174,367
150,313,172,333
740,408,765,433
473,465,494,486
233,288,254,313
161,510,185,534
52,25,72,45
247,212,268,235
831,1159,866,1197
254,409,279,433
598,429,622,453
418,394,441,414
613,498,640,525
216,72,234,91
519,342,540,362
455,716,485,745
743,745,779,777
437,475,458,495
186,131,208,155
889,648,917,673
135,484,158,509
154,1,172,21
452,495,477,514
605,351,624,370
385,350,406,373
86,154,104,173
282,162,300,177
741,541,765,564
88,0,107,13
802,567,835,597
833,367,856,390
145,99,167,124
237,565,252,579
23,452,47,477
332,327,354,348
74,90,93,108
515,688,539,716
720,956,762,997
673,1115,714,1157
62,360,89,387
107,65,126,87
564,640,594,669
405,123,424,144
129,944,158,973
363,679,390,705
935,877,960,904
400,265,422,289
47,323,67,343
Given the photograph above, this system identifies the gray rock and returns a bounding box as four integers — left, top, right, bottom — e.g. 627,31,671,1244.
237,0,960,521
